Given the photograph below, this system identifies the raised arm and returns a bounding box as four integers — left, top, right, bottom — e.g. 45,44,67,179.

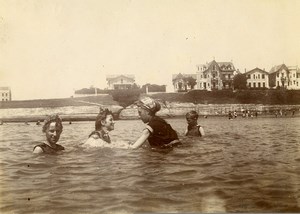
129,129,150,149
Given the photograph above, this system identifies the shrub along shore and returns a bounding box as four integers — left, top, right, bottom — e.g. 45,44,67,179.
0,90,300,122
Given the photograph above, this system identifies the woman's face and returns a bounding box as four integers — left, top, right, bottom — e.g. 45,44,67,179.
45,122,62,145
102,114,115,131
138,107,151,123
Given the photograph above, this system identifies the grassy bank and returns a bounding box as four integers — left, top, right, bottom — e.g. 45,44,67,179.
1,89,300,110
150,89,300,105
0,95,118,109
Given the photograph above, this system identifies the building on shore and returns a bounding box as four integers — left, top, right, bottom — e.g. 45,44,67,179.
172,73,197,92
245,67,270,89
269,64,290,89
287,66,300,90
106,74,135,90
0,87,11,101
196,60,236,90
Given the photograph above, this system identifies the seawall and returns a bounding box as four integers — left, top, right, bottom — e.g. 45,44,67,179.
1,103,299,122
119,102,300,119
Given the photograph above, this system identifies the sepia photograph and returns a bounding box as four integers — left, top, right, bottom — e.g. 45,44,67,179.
0,0,300,213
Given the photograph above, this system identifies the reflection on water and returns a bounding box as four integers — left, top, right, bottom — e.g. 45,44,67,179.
0,117,300,213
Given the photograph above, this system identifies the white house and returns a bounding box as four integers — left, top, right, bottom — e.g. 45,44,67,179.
196,60,236,90
287,66,300,89
245,68,269,88
269,64,290,88
106,74,135,90
0,87,11,101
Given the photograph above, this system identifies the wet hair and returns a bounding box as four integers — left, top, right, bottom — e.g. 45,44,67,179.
42,114,63,133
95,108,113,130
186,110,199,120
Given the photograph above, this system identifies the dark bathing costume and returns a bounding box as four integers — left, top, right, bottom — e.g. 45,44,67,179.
186,124,202,137
146,116,180,147
33,143,65,154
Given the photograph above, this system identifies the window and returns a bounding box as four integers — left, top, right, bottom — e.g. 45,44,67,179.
262,74,265,79
228,74,230,79
121,79,123,84
204,75,207,78
253,83,256,88
258,74,260,79
277,73,279,77
253,74,255,79
247,75,250,79
212,65,216,71
263,82,265,88
213,74,216,78
258,82,261,88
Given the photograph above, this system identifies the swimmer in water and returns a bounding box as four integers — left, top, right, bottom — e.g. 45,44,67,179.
184,110,205,137
82,108,115,148
33,114,64,154
128,97,180,149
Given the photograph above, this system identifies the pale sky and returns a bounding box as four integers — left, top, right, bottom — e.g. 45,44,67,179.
1,0,300,100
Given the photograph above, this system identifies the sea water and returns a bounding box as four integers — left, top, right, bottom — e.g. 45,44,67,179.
0,117,300,213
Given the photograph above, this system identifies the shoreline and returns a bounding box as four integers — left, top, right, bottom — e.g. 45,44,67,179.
1,113,299,124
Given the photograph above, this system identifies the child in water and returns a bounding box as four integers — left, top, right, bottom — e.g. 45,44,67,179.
184,110,205,137
128,97,180,149
82,108,115,148
33,114,64,154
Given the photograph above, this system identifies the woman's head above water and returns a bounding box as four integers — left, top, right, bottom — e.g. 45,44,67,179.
42,114,63,145
95,108,115,132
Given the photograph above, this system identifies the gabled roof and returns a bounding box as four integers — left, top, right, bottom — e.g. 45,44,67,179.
0,87,10,90
172,73,196,81
106,74,135,81
198,60,235,73
269,64,289,74
245,67,269,75
218,62,235,71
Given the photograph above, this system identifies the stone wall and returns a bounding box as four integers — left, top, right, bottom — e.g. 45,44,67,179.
119,102,300,119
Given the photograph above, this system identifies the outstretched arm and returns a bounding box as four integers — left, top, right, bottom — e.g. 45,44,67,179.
129,129,150,149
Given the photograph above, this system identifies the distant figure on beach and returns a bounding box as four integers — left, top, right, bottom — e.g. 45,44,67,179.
33,114,64,154
0,120,3,125
255,111,258,118
228,111,233,120
233,110,237,118
184,110,205,137
69,121,72,125
82,108,115,148
128,97,180,149
36,120,41,125
292,109,295,116
25,121,30,125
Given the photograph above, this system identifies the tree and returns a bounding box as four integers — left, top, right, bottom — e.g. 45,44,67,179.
183,76,197,90
233,74,247,90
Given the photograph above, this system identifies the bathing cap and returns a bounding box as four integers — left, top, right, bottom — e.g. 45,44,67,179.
136,97,161,114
